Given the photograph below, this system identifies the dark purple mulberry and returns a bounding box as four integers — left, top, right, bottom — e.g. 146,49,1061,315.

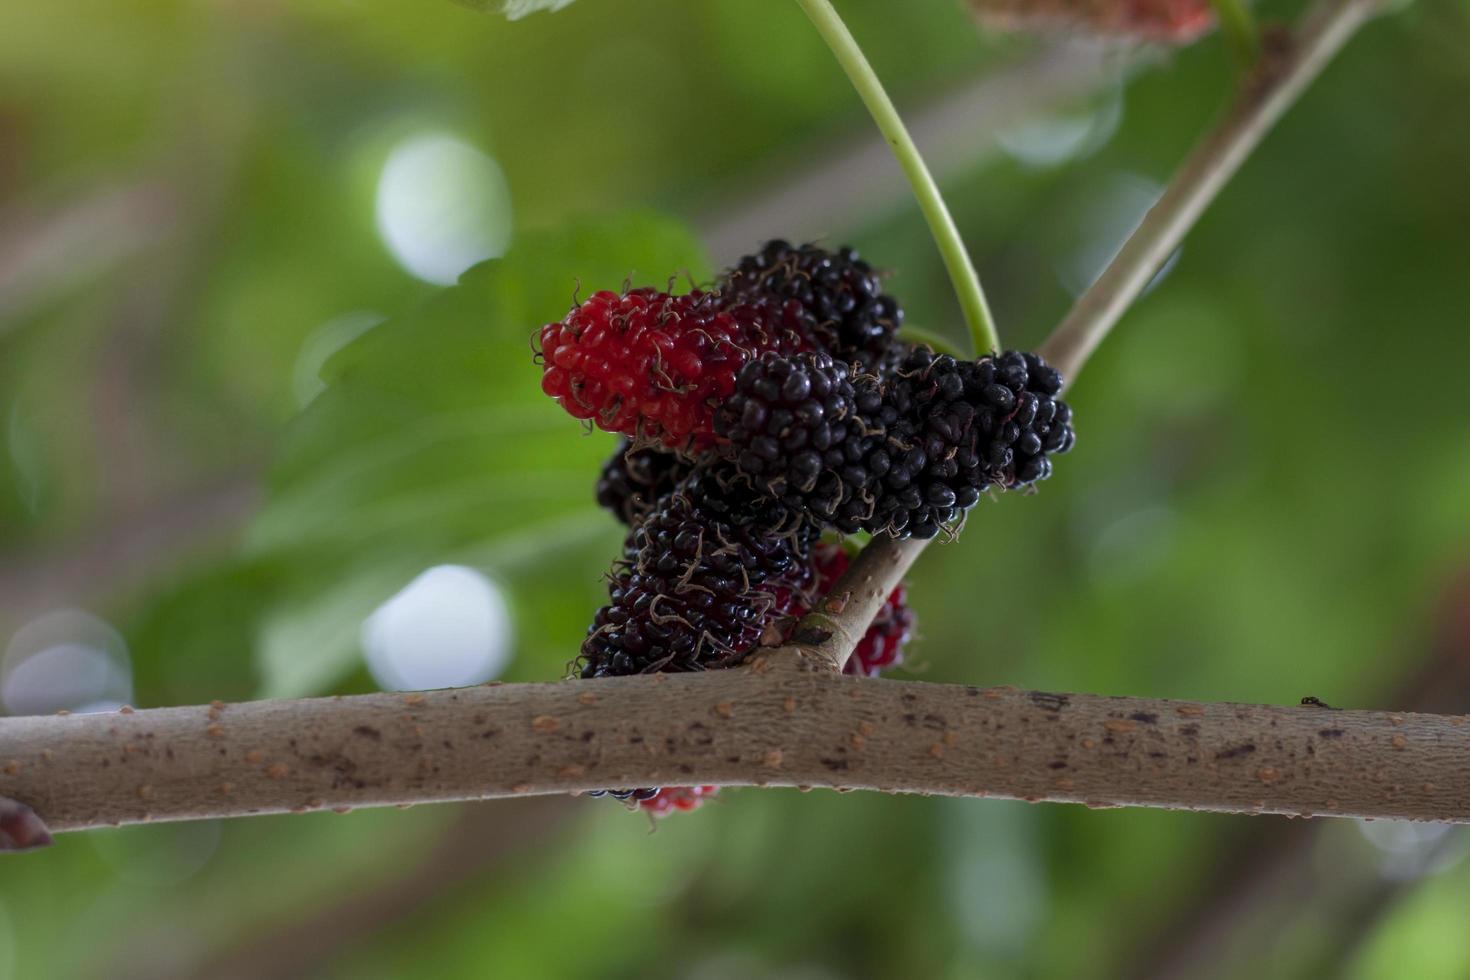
720,241,902,368
594,438,693,527
579,462,815,679
864,347,1075,537
713,351,883,533
711,346,1074,539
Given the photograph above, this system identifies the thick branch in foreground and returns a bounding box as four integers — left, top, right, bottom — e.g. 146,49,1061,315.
2,661,1465,834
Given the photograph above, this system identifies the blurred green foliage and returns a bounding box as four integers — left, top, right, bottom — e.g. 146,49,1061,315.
247,212,707,696
2,0,1470,977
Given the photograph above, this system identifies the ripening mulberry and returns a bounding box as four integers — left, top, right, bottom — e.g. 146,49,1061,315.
579,463,816,679
639,785,719,816
969,0,1214,43
720,241,902,367
594,438,693,527
538,288,803,449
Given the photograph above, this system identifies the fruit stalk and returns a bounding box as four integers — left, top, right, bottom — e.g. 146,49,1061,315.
794,0,1000,357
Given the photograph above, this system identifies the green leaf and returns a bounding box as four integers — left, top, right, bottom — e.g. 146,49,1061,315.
248,212,709,697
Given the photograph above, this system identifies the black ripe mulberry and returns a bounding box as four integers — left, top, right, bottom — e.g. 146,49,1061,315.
714,346,1075,539
866,347,1074,537
713,351,880,533
594,438,693,527
579,463,815,679
721,241,902,367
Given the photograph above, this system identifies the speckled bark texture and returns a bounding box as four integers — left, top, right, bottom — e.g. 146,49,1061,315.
2,661,1465,833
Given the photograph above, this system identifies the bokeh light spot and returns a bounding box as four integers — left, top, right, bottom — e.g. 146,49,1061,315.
3,609,132,716
374,132,512,286
361,565,513,692
1358,819,1466,881
997,85,1123,170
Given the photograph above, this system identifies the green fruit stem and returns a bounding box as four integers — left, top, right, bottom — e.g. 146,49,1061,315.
795,0,999,357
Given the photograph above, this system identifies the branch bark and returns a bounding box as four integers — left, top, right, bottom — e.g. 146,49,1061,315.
2,662,1466,833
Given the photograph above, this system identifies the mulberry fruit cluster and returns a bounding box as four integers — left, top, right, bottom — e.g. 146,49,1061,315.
534,240,1075,814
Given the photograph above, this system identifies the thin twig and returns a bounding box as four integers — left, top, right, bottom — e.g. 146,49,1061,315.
1038,0,1386,384
785,535,927,673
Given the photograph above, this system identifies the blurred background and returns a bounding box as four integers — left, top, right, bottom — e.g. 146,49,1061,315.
2,0,1469,976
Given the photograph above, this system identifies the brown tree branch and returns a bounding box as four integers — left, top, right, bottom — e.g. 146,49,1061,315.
1,661,1466,834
